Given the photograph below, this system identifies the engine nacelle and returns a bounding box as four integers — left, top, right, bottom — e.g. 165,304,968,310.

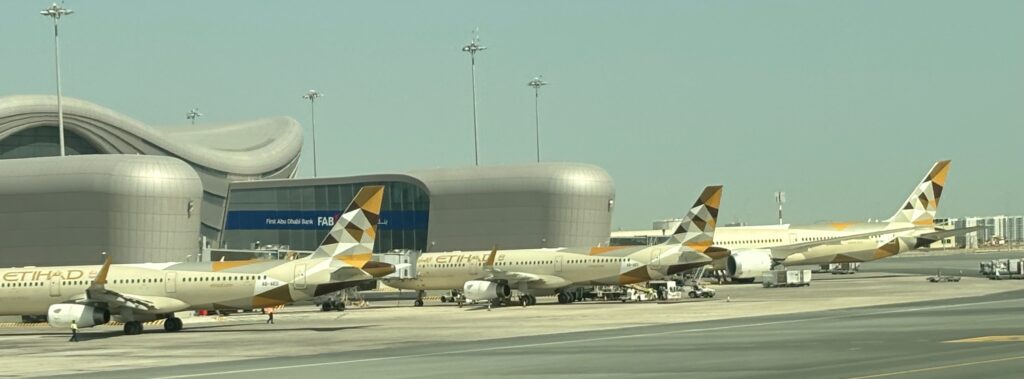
726,249,774,280
463,280,511,301
47,304,111,329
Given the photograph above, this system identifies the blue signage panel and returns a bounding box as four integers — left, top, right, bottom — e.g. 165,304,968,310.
225,210,428,231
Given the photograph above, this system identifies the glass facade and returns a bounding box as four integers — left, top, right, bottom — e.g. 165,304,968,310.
0,126,102,159
221,181,429,253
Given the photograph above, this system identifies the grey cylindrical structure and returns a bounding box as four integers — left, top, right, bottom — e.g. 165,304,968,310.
0,95,303,243
0,155,202,266
410,162,615,251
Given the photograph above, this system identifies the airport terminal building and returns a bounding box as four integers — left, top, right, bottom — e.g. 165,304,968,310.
0,95,615,266
221,164,616,253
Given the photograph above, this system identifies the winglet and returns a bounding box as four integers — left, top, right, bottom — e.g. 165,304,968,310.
484,245,498,268
668,185,722,253
94,256,112,285
309,186,385,268
888,160,950,226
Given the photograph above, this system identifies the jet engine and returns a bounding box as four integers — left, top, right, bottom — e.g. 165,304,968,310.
463,280,511,301
726,249,774,280
47,304,111,329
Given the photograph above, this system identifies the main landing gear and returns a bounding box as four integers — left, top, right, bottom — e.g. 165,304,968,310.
556,291,579,304
123,321,144,335
163,317,183,332
321,301,346,311
519,294,537,307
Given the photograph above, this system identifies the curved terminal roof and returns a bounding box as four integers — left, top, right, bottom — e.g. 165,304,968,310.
0,95,302,177
0,154,202,197
0,95,303,240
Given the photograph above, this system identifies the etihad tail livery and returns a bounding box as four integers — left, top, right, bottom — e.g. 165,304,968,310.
0,186,393,336
385,186,721,307
716,160,976,281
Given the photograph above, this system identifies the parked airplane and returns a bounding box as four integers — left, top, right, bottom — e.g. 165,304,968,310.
384,185,722,307
0,186,393,335
616,160,975,281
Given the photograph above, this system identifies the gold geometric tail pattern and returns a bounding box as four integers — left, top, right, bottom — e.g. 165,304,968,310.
669,185,722,253
889,160,950,226
309,185,384,268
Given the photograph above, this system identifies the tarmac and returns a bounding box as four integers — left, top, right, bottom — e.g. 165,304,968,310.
1,250,1022,378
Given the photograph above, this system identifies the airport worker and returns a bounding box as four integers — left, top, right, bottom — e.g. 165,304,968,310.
69,320,79,342
266,307,275,324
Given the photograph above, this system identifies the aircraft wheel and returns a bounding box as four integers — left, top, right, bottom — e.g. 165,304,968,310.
414,299,424,307
528,295,537,306
124,321,143,335
174,317,183,331
557,293,569,304
164,317,183,332
321,303,333,312
440,296,448,303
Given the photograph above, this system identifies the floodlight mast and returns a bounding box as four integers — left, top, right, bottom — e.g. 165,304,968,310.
41,3,73,157
302,90,324,177
186,108,202,125
461,30,486,166
775,191,786,225
527,76,548,162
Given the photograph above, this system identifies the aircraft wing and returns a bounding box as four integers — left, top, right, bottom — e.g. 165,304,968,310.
74,257,189,314
913,226,983,245
754,227,917,259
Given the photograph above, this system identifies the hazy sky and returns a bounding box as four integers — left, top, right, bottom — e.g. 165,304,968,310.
3,1,1022,229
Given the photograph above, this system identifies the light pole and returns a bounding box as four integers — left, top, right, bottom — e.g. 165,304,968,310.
186,108,202,125
527,76,548,162
41,3,73,157
302,90,323,177
461,30,486,165
774,191,786,225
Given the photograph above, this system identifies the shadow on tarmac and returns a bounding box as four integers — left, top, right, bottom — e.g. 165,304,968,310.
180,324,376,334
15,323,377,341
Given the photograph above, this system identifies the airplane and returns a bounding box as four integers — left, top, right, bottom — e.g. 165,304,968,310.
0,186,393,335
383,185,722,307
616,160,977,282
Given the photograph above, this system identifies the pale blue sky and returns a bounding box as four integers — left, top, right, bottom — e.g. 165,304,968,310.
2,1,1022,229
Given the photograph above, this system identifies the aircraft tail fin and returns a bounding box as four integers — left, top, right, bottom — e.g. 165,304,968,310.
93,256,113,286
668,185,722,253
308,185,385,269
887,160,950,226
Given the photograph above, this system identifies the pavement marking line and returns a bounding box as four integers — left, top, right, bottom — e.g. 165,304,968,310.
147,297,1024,379
945,335,1024,343
845,355,1024,379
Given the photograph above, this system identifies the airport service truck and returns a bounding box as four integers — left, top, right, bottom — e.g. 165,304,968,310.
762,269,812,288
980,259,1024,280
